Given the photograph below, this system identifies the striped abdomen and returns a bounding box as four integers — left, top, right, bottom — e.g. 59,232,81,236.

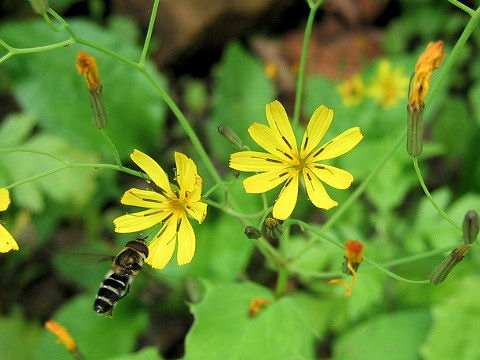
94,270,132,314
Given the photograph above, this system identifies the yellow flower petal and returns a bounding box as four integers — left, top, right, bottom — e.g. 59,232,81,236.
146,216,177,269
229,151,287,172
0,188,10,212
186,201,208,224
272,173,299,220
120,188,167,208
113,209,171,233
300,105,333,158
186,176,203,203
0,224,19,253
310,127,363,161
177,213,195,266
303,168,338,209
243,169,292,193
130,149,174,197
266,100,298,156
248,123,295,162
309,164,354,189
174,152,197,192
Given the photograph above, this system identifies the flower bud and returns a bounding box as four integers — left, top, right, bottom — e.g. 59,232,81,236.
28,0,49,14
218,125,244,150
261,217,283,241
406,103,424,157
463,210,479,245
429,245,470,285
342,240,364,275
244,226,261,239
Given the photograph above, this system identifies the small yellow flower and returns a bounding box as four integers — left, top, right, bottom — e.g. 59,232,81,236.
45,320,77,352
409,41,445,108
229,101,363,220
338,75,365,106
368,60,409,109
113,150,208,269
0,188,19,253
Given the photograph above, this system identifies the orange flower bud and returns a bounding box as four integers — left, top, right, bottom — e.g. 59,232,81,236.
45,320,77,352
345,240,363,265
76,51,101,93
409,41,445,108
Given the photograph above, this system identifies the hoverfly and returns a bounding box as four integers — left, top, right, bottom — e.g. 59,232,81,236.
93,237,149,316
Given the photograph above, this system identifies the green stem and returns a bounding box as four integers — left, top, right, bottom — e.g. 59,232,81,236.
412,158,462,233
0,38,75,64
47,8,75,37
100,129,122,166
204,199,268,219
4,163,146,190
321,132,406,232
139,0,161,68
0,148,68,164
203,181,232,198
447,0,475,16
275,267,288,297
292,0,325,128
75,37,140,69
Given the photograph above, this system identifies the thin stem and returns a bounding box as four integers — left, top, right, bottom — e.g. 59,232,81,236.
322,132,406,232
204,199,268,219
447,0,476,16
4,163,146,190
47,9,74,37
42,12,63,32
292,0,325,128
0,38,13,50
425,5,480,106
203,181,232,198
0,148,68,164
100,129,122,166
362,257,429,284
275,267,288,297
139,0,160,68
75,37,140,69
412,158,462,233
0,38,75,65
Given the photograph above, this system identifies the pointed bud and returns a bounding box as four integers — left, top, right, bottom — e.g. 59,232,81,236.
429,245,470,285
28,0,49,14
218,125,244,150
463,210,479,245
244,226,261,239
406,103,424,157
261,217,283,241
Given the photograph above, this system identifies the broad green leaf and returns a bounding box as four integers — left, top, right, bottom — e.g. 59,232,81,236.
333,309,431,360
422,276,480,360
0,112,37,147
107,347,164,360
208,42,275,163
0,313,42,360
36,294,148,360
184,281,330,360
0,17,166,160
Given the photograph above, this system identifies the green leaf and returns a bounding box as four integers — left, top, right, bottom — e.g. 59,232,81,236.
36,294,148,360
333,309,432,360
422,276,480,360
107,347,164,360
208,42,275,162
0,313,42,360
184,281,329,360
0,17,166,160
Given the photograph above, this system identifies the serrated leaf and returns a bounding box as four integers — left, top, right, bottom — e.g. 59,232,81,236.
333,309,431,360
184,281,329,360
208,42,275,163
421,276,480,360
36,294,148,360
0,17,166,160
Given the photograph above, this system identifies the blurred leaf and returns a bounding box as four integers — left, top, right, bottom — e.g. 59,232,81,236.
333,309,431,360
422,276,480,360
183,77,208,114
0,314,42,360
36,294,148,360
107,347,164,360
0,17,166,160
184,281,329,360
208,42,275,162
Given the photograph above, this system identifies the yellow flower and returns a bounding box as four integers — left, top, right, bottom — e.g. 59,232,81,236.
229,101,363,220
45,320,77,352
0,188,19,253
337,75,365,106
113,150,207,269
368,60,409,109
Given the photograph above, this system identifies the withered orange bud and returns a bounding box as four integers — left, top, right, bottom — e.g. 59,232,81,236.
45,320,77,352
248,298,271,318
345,240,363,265
409,41,445,108
76,51,102,93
